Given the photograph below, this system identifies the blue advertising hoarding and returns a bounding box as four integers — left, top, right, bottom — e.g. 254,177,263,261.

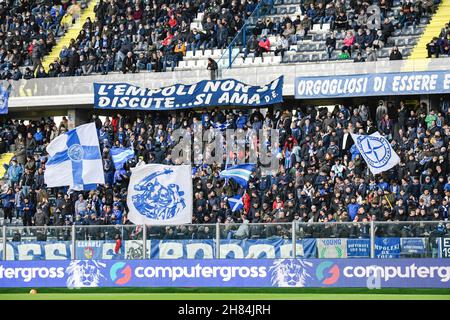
294,70,450,99
0,258,449,288
94,76,283,110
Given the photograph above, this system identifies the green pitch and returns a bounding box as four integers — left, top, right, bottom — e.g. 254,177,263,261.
1,293,450,300
0,288,449,300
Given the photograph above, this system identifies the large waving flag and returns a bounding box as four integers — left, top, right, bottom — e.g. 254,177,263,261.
351,132,400,175
110,147,135,170
227,194,244,212
44,122,105,190
219,163,256,188
127,164,193,225
0,85,9,115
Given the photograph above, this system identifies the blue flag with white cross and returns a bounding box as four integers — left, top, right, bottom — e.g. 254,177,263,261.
44,122,105,190
227,194,244,212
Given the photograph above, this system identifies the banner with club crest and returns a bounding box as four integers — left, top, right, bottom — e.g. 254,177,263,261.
127,164,193,225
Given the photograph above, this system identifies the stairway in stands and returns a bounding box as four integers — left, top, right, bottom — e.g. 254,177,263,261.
409,0,450,59
41,0,99,71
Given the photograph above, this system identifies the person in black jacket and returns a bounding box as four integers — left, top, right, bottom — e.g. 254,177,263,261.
389,46,403,60
207,58,218,80
325,32,336,59
122,51,136,74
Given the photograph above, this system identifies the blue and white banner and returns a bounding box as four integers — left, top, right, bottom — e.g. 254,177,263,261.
0,239,317,260
1,241,72,260
44,122,105,190
401,238,427,255
1,259,449,288
295,70,450,98
0,85,9,115
347,239,370,258
94,77,283,110
110,147,135,170
375,237,401,258
351,132,400,175
127,164,193,225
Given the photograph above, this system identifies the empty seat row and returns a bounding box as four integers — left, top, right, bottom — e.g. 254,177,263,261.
234,55,282,66
186,49,225,59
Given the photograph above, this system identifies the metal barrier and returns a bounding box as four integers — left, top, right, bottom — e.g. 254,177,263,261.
1,221,448,260
217,0,275,71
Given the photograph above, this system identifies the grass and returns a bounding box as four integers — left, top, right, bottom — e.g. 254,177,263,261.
0,288,449,300
1,293,450,300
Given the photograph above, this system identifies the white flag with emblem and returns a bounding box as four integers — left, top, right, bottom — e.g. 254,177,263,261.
350,132,400,175
127,164,193,225
44,122,105,190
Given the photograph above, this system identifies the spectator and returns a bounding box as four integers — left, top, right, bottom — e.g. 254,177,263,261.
342,30,355,57
207,58,218,80
325,32,336,59
427,37,440,58
274,35,289,58
122,51,136,74
255,35,270,60
389,46,403,60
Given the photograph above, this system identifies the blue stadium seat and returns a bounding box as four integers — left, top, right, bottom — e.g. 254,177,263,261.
396,38,405,46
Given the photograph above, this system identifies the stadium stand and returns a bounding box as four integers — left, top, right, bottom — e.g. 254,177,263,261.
0,101,449,232
0,0,91,80
3,0,449,79
410,0,450,58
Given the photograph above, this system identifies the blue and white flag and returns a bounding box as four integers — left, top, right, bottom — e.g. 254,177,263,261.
44,122,105,190
227,194,244,212
127,164,193,225
212,122,230,131
0,85,9,115
219,163,256,188
351,132,400,175
110,147,135,170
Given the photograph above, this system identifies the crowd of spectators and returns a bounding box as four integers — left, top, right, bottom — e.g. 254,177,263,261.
1,98,450,241
1,0,441,80
19,0,264,77
0,0,85,81
247,0,438,62
426,21,450,58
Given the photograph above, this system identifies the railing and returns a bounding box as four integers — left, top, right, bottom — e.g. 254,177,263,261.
1,221,448,260
217,0,275,71
4,58,450,108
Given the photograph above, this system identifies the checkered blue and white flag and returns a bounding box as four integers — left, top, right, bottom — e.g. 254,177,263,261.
44,122,105,190
351,132,400,175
